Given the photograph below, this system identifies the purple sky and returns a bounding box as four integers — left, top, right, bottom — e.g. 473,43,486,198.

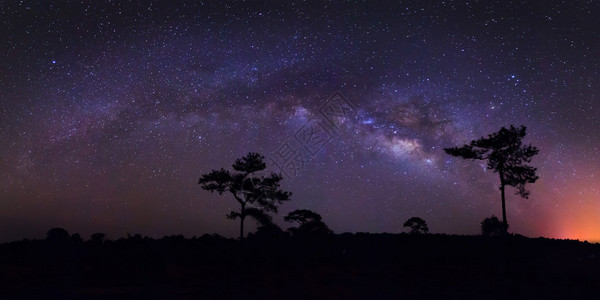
1,1,599,242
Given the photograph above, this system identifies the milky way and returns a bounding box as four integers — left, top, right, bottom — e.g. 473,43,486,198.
1,1,599,242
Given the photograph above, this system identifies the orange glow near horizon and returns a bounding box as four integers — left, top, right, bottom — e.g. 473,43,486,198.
553,199,600,243
528,171,600,243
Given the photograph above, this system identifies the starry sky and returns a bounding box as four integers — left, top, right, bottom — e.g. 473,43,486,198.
1,1,599,242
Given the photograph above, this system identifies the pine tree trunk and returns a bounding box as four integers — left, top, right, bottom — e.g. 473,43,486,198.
499,167,508,232
500,184,507,228
240,203,246,240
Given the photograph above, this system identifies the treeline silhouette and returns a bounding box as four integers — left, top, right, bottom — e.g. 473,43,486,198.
2,230,600,298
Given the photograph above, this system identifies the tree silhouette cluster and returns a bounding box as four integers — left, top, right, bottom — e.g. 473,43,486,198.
198,125,539,240
46,228,109,243
199,153,334,239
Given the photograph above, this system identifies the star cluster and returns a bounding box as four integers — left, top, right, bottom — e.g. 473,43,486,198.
1,1,599,242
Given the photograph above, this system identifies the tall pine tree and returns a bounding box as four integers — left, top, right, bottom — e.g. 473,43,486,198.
199,152,291,239
445,125,539,231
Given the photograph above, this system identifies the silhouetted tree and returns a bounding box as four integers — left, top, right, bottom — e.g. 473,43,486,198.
71,233,83,243
284,209,333,236
199,152,292,239
444,125,539,231
403,217,429,234
127,233,143,241
247,208,286,238
91,232,106,243
481,215,508,236
252,224,285,238
284,209,322,225
241,206,285,237
46,227,70,242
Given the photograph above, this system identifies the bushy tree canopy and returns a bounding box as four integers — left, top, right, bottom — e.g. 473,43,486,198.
284,209,332,236
199,152,292,239
481,215,508,236
403,217,429,234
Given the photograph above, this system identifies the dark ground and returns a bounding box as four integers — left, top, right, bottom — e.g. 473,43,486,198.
1,233,599,299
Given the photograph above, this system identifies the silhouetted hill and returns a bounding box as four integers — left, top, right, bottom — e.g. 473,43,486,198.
1,233,599,299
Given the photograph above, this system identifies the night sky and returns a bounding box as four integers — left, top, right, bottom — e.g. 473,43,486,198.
1,1,599,242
